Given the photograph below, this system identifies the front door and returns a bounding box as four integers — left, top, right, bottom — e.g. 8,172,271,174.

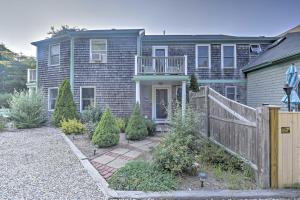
152,46,168,73
152,86,171,123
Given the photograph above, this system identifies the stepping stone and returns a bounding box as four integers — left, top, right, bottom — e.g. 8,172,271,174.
123,150,142,158
129,140,152,148
107,158,128,169
93,155,115,165
110,148,130,155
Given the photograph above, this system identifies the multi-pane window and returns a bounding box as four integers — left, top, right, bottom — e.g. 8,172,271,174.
48,88,58,111
196,45,210,68
225,86,237,101
80,87,95,111
222,45,236,68
90,39,107,63
49,44,60,65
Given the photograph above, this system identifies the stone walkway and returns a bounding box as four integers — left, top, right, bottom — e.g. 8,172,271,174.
0,128,105,200
91,133,162,180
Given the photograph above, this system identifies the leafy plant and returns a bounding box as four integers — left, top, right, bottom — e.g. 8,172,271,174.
125,104,148,140
80,105,102,123
8,90,46,128
85,122,97,139
116,118,126,133
0,116,5,130
0,93,11,108
60,119,86,135
145,119,156,136
189,73,199,92
92,107,120,147
52,79,78,127
109,160,178,191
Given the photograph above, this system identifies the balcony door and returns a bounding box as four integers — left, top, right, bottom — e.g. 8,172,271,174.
152,46,168,73
152,85,171,123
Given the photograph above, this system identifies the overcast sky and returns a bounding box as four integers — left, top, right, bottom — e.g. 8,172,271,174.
1,0,300,56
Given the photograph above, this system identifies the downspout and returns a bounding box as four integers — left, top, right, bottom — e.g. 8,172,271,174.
70,37,74,93
35,47,39,90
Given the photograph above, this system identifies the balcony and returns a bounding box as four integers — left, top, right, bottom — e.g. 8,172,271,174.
134,56,187,76
27,69,36,83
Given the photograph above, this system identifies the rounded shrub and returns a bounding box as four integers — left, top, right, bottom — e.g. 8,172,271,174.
125,103,147,140
145,119,156,136
60,119,86,135
116,118,126,133
80,105,102,123
92,107,120,147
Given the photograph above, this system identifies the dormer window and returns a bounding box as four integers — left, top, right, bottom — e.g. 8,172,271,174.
49,43,60,66
250,44,262,54
90,39,107,63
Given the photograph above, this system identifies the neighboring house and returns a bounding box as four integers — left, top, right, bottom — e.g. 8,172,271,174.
28,28,277,123
243,32,300,108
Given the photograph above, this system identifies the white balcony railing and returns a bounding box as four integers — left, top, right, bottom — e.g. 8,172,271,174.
27,69,36,83
135,55,187,76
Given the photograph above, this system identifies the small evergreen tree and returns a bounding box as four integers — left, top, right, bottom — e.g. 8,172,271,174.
52,79,77,127
92,107,120,147
189,73,199,92
125,103,148,140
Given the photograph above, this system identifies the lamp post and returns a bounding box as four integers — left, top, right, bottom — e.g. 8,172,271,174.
283,83,293,112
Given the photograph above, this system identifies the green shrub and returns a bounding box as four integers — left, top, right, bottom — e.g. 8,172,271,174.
154,132,195,174
60,119,86,135
0,116,5,131
92,107,120,147
125,104,147,140
52,79,78,127
116,118,126,133
8,90,46,128
145,119,156,136
0,93,11,108
189,73,199,92
108,160,178,191
81,105,102,123
85,122,97,139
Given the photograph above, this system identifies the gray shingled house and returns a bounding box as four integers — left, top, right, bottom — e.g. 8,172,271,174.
27,29,277,123
243,32,300,108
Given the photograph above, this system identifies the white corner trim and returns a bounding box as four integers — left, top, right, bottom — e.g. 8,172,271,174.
48,87,59,111
221,44,237,69
80,86,96,112
195,44,211,69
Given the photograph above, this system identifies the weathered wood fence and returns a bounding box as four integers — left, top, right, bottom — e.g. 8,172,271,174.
190,86,279,188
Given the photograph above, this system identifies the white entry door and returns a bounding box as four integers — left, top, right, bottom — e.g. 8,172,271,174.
152,85,171,123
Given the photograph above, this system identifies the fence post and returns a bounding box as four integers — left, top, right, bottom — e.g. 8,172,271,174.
205,86,210,137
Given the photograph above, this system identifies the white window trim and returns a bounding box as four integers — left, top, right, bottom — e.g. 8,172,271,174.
89,39,107,63
152,46,168,57
195,44,211,69
49,43,60,66
48,87,59,111
80,86,96,112
221,44,236,69
225,86,237,101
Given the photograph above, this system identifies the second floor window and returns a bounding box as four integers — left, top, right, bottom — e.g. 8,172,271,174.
196,45,210,68
49,44,60,66
222,44,236,68
48,87,58,111
90,39,107,63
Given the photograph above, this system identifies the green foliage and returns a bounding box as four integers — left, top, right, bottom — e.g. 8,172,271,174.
116,118,126,133
60,119,86,135
80,105,102,123
125,104,148,140
52,79,78,127
189,73,199,92
108,160,178,191
48,25,86,37
0,116,5,130
0,93,11,108
92,107,120,147
145,119,156,136
8,90,46,129
85,122,97,139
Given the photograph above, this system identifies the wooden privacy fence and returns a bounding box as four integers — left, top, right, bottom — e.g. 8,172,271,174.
190,86,279,188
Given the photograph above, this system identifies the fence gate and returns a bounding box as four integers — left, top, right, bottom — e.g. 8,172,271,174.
277,112,300,187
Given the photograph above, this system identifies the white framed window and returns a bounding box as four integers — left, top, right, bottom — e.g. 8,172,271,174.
49,43,60,66
90,39,107,63
249,44,262,54
80,86,96,112
48,87,59,111
195,44,211,68
221,44,236,68
225,86,237,101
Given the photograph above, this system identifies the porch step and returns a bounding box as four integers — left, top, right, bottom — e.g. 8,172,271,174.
155,124,170,133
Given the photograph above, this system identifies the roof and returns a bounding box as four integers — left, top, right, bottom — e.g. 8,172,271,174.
278,25,300,37
32,29,145,46
142,35,278,43
243,32,300,73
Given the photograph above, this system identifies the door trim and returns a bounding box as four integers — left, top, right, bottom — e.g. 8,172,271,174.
152,85,172,123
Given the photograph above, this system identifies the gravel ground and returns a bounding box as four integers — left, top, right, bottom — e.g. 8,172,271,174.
0,127,106,200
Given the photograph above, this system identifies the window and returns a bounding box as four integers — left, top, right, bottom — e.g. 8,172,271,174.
80,87,96,112
225,86,237,101
196,44,210,68
49,44,60,66
48,88,58,111
90,39,107,63
222,44,236,68
250,44,262,54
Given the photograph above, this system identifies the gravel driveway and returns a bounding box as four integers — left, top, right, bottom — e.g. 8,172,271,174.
0,127,105,200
